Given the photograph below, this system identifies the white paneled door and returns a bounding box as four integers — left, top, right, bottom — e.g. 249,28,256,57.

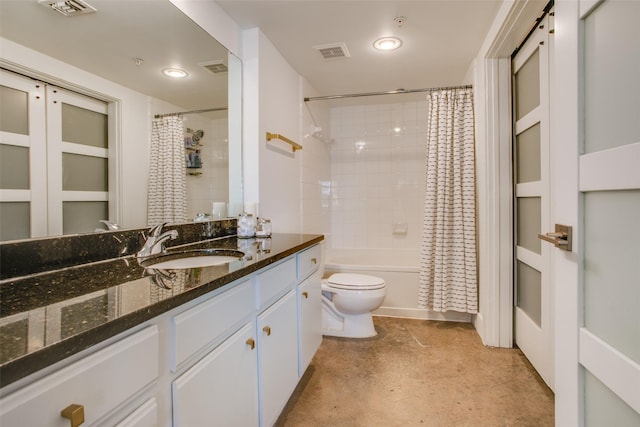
554,0,640,424
0,70,110,240
512,13,554,389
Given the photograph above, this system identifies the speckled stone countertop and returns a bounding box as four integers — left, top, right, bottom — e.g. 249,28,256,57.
0,231,323,388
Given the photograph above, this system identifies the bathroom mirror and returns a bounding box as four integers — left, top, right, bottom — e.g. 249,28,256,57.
0,0,242,241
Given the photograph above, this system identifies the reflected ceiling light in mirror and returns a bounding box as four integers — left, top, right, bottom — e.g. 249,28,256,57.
162,68,188,78
373,37,402,51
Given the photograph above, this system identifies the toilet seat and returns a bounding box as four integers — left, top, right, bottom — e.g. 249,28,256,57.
325,273,386,291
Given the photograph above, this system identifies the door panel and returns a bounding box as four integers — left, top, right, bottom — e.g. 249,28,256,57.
512,12,553,389
0,70,47,240
46,86,109,235
554,0,640,423
579,0,640,421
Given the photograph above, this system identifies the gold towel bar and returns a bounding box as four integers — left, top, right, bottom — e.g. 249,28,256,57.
266,132,303,152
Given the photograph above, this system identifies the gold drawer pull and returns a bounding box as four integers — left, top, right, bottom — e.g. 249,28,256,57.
310,258,317,264
302,291,309,299
263,326,272,336
245,338,255,350
61,404,85,427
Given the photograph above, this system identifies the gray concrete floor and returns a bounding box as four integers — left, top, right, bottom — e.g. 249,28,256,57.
277,316,554,427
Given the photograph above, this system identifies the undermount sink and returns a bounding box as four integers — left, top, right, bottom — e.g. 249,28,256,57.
139,249,245,270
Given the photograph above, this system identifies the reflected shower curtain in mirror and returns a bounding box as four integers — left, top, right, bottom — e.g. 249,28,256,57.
418,88,478,313
147,116,187,225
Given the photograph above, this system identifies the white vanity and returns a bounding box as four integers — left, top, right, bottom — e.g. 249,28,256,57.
0,235,323,427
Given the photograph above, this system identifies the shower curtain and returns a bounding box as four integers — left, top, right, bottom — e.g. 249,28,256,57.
147,116,187,225
418,88,478,314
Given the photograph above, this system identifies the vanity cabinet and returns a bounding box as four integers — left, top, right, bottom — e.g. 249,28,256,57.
0,241,323,427
172,322,259,426
0,326,159,427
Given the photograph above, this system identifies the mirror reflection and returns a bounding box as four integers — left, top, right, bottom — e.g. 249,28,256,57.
0,0,242,242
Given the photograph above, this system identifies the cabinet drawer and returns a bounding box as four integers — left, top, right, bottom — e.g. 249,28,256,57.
297,244,321,281
256,257,296,308
173,279,254,369
0,326,159,427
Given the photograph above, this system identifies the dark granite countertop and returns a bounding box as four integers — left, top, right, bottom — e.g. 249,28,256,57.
0,233,323,388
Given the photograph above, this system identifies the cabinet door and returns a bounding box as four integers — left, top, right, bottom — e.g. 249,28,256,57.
298,270,323,376
172,322,258,427
257,290,298,427
0,326,158,427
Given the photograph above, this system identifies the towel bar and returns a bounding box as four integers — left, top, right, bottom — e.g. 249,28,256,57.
266,132,303,152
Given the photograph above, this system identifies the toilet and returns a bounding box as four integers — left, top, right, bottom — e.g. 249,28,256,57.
321,273,386,338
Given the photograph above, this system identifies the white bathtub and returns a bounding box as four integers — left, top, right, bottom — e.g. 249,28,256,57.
324,248,471,323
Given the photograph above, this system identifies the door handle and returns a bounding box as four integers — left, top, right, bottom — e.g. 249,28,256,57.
538,224,572,251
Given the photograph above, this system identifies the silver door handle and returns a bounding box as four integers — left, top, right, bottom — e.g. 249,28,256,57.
538,224,572,251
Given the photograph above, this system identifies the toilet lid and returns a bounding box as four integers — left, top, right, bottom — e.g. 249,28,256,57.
326,273,386,290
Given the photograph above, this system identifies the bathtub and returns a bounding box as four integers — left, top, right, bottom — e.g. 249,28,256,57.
324,248,471,323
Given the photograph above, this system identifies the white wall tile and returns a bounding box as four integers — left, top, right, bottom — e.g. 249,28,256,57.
330,100,429,250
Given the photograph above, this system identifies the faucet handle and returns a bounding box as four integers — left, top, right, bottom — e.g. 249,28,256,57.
149,222,168,237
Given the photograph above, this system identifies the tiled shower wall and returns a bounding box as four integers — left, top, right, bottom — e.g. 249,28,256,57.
184,115,229,220
330,101,428,249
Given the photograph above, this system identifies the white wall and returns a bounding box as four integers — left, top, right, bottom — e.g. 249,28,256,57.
169,0,241,57
242,28,304,233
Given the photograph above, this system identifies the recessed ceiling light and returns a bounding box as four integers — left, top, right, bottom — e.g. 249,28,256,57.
162,68,188,78
373,37,402,51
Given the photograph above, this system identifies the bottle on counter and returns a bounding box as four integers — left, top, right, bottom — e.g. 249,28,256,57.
255,218,272,237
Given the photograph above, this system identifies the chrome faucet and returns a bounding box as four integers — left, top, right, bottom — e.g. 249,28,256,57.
99,220,120,230
137,223,178,258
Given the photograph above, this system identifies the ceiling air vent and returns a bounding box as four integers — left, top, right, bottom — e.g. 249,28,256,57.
199,60,228,74
39,0,97,16
313,43,351,60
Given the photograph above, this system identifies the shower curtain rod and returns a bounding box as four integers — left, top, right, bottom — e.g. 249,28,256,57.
304,84,473,102
154,106,228,119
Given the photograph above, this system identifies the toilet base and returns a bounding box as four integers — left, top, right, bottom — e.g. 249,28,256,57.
322,296,377,338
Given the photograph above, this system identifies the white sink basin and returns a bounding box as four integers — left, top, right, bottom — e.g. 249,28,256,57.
140,249,244,270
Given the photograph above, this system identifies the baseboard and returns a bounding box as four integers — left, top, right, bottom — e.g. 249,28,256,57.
373,307,472,323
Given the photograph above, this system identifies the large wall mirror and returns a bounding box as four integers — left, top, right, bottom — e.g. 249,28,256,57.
0,0,242,242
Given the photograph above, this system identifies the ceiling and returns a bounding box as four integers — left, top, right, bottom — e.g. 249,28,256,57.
0,0,229,111
0,0,507,109
217,0,504,101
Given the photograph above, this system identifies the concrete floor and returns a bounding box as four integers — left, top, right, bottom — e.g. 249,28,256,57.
277,316,554,427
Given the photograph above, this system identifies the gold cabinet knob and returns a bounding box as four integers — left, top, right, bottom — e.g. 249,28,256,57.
61,404,85,427
263,326,272,336
245,338,255,350
310,258,317,264
302,291,309,299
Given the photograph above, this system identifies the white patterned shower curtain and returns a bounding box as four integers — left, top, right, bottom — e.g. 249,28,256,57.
418,88,478,313
147,116,187,225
